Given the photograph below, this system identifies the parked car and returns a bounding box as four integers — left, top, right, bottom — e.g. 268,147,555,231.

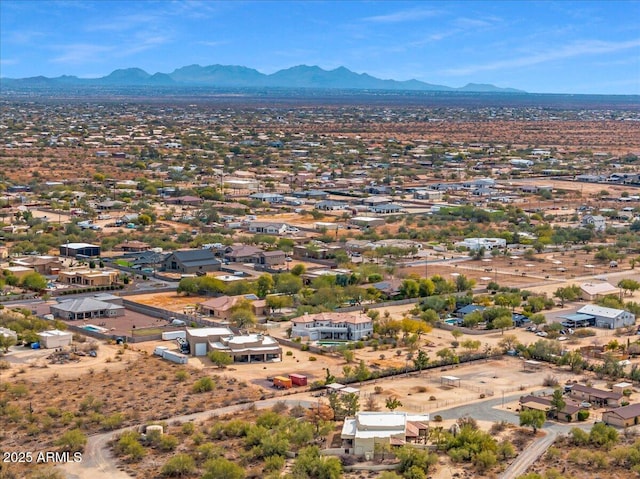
536,331,548,337
580,401,592,408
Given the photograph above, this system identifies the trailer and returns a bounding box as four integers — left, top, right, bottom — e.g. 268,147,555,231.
162,330,187,341
162,350,188,364
154,346,169,357
273,376,293,389
289,374,308,386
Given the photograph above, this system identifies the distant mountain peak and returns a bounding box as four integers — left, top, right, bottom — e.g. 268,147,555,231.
0,64,526,93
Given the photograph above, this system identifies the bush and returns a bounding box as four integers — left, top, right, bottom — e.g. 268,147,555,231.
433,415,443,422
574,328,596,338
193,377,215,393
157,434,179,452
264,455,286,472
161,453,196,477
54,429,87,453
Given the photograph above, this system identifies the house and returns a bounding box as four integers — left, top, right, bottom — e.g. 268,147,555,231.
12,256,62,275
257,250,286,266
185,327,281,362
224,244,263,263
247,222,288,235
37,330,73,349
2,265,34,279
454,304,486,320
291,312,373,341
456,237,506,251
161,249,221,274
519,394,583,422
581,215,606,232
164,195,203,206
569,384,623,407
413,190,443,200
576,305,635,329
199,294,267,320
369,203,403,215
315,200,348,211
114,240,151,253
603,403,640,428
50,297,125,320
248,192,285,204
580,282,620,301
350,217,385,228
341,412,430,457
57,269,119,287
59,243,101,258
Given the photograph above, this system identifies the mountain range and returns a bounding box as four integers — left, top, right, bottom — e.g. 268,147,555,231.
0,64,525,93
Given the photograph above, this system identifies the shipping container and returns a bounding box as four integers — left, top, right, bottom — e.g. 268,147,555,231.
162,350,189,364
289,374,308,386
273,376,293,389
154,346,169,357
162,330,187,340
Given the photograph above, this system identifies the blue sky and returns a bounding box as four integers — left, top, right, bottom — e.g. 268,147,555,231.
1,0,639,94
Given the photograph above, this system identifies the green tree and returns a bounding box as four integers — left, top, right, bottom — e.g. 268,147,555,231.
385,397,403,411
0,334,16,353
202,457,245,479
256,274,274,298
290,264,306,276
21,272,48,291
550,389,566,419
519,409,545,433
618,279,640,296
292,446,342,479
208,351,233,368
493,315,513,335
413,350,429,371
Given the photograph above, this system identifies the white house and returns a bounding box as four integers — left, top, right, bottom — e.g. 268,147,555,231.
341,412,430,457
456,237,506,251
247,222,288,235
576,305,635,329
581,215,606,232
291,312,373,341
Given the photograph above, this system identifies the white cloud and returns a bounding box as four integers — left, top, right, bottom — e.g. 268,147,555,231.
363,7,441,23
0,59,18,66
441,38,640,76
196,40,229,48
50,43,113,64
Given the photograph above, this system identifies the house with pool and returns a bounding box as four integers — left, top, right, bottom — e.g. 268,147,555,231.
290,312,373,342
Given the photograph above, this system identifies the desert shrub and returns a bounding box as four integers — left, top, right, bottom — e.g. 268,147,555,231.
181,422,196,435
101,412,125,430
574,328,596,338
161,453,195,477
433,415,443,422
543,375,559,387
474,450,497,472
175,369,189,382
570,428,589,446
157,434,179,452
264,455,286,472
193,377,214,393
54,428,87,453
546,446,561,461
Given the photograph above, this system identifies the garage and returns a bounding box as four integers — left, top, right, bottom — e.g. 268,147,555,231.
194,343,207,357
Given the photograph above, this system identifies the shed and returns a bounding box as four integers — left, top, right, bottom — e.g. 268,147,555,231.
441,376,461,388
289,374,308,386
273,376,292,389
37,330,73,349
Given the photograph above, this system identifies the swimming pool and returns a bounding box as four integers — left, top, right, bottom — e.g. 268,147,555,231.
83,325,107,333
